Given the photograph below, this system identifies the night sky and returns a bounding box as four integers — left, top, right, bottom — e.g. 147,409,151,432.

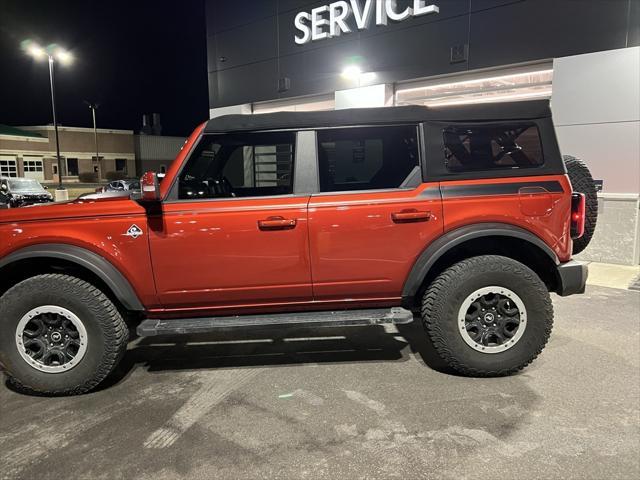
0,0,209,137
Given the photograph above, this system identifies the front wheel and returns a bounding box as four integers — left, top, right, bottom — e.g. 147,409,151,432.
0,274,128,395
421,255,553,376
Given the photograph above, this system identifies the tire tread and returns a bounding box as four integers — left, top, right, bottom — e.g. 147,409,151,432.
421,255,553,377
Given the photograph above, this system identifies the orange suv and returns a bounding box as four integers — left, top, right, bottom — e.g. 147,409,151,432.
0,100,595,395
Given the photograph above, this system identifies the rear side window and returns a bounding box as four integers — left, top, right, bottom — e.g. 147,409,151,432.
443,123,543,172
317,125,419,192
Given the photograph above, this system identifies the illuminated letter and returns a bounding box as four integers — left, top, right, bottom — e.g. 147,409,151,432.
376,0,387,26
329,1,352,37
311,5,330,41
294,11,311,44
385,0,412,22
413,0,439,16
351,0,374,30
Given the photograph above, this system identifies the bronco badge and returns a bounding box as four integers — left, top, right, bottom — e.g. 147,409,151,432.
123,224,143,239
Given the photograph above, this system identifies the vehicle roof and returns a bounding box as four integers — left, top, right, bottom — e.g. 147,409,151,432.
204,100,551,134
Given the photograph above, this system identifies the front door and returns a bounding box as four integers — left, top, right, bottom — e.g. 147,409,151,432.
149,131,313,312
308,125,444,303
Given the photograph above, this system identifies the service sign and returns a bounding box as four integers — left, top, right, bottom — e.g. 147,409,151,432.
294,0,439,45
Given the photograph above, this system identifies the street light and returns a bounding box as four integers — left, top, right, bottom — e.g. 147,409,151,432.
84,101,100,181
23,41,73,197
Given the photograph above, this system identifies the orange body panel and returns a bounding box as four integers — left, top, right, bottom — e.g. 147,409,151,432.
440,174,573,262
149,196,313,311
0,199,159,308
308,183,443,301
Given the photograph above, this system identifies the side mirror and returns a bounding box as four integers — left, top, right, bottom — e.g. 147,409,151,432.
140,171,160,202
43,185,49,190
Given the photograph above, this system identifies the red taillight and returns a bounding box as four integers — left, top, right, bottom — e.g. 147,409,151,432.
571,192,586,239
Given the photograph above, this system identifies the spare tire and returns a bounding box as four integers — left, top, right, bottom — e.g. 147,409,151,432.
563,155,598,254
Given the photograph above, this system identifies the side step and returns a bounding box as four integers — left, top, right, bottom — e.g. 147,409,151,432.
137,307,414,337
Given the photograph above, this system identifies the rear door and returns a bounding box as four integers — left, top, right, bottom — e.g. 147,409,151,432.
307,125,444,303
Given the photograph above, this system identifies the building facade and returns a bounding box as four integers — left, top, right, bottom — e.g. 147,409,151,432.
205,0,640,265
134,134,186,175
0,125,136,183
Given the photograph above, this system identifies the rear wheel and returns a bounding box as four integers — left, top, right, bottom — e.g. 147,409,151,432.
0,274,128,395
564,155,598,254
422,255,553,376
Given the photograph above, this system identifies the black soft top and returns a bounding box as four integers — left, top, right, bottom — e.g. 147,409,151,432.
204,100,551,134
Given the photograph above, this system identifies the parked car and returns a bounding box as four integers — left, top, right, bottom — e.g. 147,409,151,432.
0,176,53,208
0,100,597,395
98,178,141,194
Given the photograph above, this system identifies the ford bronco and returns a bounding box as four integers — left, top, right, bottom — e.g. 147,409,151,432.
0,100,596,395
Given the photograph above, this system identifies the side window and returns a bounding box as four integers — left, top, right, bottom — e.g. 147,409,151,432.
177,132,295,200
443,123,543,172
317,125,419,192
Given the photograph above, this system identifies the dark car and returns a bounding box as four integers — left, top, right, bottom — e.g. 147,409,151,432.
0,177,53,208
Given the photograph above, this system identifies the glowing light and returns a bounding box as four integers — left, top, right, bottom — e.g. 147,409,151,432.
27,44,45,59
55,49,73,65
341,65,362,80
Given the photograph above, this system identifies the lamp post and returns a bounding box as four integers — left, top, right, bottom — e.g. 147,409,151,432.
84,101,100,180
25,42,72,199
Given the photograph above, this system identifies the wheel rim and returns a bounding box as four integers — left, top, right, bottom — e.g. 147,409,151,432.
15,306,88,373
457,286,527,354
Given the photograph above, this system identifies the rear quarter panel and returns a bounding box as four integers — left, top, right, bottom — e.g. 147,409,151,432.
440,174,573,262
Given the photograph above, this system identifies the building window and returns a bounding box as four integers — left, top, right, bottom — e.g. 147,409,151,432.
177,132,295,200
52,164,58,175
115,159,127,173
23,158,44,172
0,157,18,177
317,126,419,192
443,123,544,172
66,158,79,176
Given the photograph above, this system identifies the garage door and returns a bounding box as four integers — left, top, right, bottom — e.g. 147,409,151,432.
23,158,45,182
0,155,18,177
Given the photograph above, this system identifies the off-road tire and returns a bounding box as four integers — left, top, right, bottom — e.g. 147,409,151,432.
421,255,553,376
564,155,598,254
0,274,128,395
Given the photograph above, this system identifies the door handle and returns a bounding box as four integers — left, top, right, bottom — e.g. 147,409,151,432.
391,210,432,223
258,216,297,230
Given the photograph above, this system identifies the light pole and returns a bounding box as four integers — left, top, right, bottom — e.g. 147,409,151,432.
24,42,72,198
84,101,100,181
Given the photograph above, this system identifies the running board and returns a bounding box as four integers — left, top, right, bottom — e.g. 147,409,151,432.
137,307,414,337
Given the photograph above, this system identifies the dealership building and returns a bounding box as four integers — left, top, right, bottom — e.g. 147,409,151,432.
204,0,639,265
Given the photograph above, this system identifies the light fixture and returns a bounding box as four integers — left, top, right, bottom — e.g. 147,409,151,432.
398,69,554,95
341,65,362,81
55,49,73,65
426,89,551,107
27,44,45,60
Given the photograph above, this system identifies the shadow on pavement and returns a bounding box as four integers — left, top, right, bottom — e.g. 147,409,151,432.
97,317,457,391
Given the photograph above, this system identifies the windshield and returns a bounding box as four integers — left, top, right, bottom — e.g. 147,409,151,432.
8,178,46,192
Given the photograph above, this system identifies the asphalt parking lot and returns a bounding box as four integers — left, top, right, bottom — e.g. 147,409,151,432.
1,284,639,480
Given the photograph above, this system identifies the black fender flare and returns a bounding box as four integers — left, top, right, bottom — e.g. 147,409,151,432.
0,243,145,311
402,223,560,299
